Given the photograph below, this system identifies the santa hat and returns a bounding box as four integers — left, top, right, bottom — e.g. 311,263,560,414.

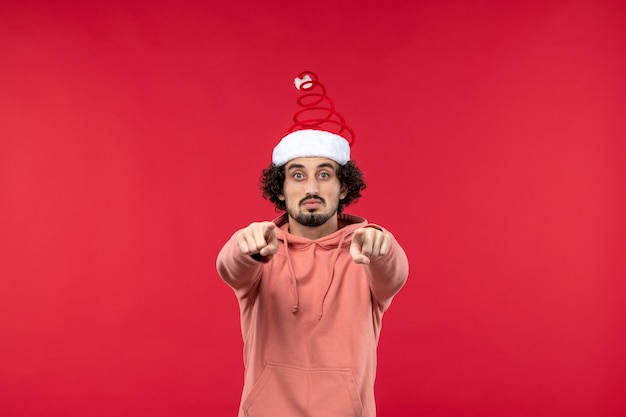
272,71,355,166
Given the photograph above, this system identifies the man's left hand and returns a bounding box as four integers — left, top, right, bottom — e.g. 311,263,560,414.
350,227,391,265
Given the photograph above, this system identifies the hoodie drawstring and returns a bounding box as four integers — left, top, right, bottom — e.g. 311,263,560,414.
283,235,300,314
318,231,347,320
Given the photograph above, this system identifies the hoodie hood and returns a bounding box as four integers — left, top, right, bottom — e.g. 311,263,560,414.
271,212,368,319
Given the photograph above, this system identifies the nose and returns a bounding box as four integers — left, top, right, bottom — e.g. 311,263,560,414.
305,177,319,195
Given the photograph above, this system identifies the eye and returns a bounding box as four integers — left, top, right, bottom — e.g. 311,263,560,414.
318,172,331,180
293,172,304,180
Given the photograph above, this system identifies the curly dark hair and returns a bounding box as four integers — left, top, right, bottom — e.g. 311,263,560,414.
260,160,366,213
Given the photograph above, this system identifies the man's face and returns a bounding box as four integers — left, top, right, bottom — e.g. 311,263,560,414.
279,157,347,228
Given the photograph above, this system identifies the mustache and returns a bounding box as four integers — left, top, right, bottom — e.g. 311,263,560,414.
299,195,326,206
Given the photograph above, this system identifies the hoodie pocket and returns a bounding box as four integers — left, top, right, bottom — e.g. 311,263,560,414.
243,362,364,417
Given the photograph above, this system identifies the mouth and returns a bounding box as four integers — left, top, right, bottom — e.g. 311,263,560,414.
301,198,324,210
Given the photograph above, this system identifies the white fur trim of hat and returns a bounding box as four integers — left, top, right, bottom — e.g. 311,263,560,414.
272,129,351,166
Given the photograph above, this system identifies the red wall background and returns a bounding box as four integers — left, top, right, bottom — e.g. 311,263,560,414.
1,1,625,416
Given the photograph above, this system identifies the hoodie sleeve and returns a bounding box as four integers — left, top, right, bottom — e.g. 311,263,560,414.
216,230,266,300
364,226,409,311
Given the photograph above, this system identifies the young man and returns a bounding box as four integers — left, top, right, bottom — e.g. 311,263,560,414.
216,72,409,417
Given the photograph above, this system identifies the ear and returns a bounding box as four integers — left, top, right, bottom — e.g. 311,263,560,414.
278,194,285,201
340,186,348,200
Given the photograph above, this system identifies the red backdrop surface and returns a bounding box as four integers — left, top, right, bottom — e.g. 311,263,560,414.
1,1,625,416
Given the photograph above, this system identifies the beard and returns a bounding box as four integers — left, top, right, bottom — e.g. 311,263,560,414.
289,210,336,227
287,195,338,227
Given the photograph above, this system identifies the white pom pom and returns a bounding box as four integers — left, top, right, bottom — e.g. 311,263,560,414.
294,74,313,90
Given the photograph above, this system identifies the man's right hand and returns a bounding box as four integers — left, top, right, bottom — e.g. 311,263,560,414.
235,222,279,259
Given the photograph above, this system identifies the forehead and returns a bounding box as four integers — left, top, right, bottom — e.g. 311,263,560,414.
285,157,339,171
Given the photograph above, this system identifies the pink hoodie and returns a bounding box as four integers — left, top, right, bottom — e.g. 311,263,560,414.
216,213,409,417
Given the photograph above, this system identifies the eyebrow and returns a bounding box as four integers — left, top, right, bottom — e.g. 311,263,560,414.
286,162,337,172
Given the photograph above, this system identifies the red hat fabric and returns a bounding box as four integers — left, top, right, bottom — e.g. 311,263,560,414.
272,71,355,166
